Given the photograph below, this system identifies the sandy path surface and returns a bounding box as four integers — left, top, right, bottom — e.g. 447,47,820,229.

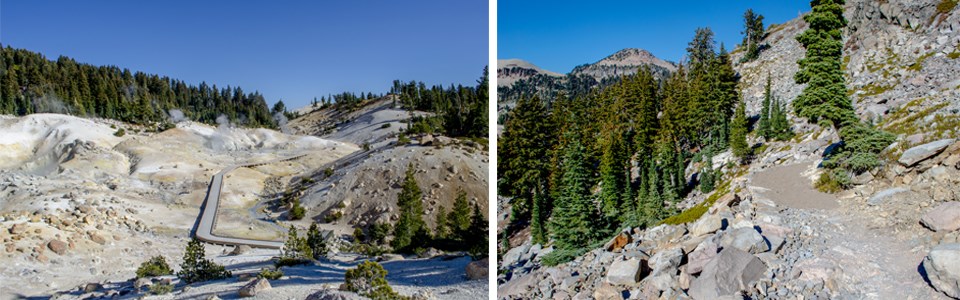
750,161,947,299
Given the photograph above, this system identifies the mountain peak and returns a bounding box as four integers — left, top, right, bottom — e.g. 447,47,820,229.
592,48,676,71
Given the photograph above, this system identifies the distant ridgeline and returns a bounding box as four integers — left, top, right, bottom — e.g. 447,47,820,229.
497,61,673,105
0,45,277,128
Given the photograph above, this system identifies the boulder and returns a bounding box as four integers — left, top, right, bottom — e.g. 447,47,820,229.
605,231,633,252
9,223,27,235
592,282,622,300
47,240,68,255
690,214,723,237
381,254,404,261
230,245,252,255
500,243,530,268
465,258,488,280
867,187,909,206
921,202,960,232
83,283,102,293
88,233,107,245
648,247,684,277
239,278,271,297
606,258,647,285
306,289,366,300
720,228,769,254
922,243,960,298
688,248,766,300
899,139,956,167
420,134,435,146
687,239,719,275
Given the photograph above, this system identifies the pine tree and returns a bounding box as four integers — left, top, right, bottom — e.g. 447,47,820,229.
391,163,425,252
530,185,548,244
498,96,554,218
178,238,231,283
449,188,471,241
467,203,488,258
306,222,327,260
742,9,765,61
700,147,716,193
770,95,793,140
730,98,750,159
549,138,603,251
434,205,449,239
282,225,312,260
758,75,773,138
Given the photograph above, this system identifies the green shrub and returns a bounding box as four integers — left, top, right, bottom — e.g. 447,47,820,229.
136,255,173,278
344,261,409,300
257,268,283,280
380,123,391,129
324,167,334,178
290,199,306,220
815,170,850,193
938,0,957,14
397,133,411,145
353,227,365,242
275,257,311,267
114,128,126,137
177,238,232,284
307,222,328,260
368,222,391,245
324,211,343,223
149,283,173,295
363,142,371,151
541,247,589,267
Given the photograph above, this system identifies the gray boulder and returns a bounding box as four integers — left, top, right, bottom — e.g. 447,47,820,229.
500,243,530,269
305,289,365,300
688,248,767,300
648,247,684,277
239,278,271,297
465,258,488,280
606,258,647,285
690,214,723,237
720,227,769,254
923,243,960,299
921,202,960,233
867,187,910,206
687,239,719,275
899,139,956,167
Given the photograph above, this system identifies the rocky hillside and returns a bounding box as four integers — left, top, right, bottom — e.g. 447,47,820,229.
498,0,960,299
498,59,563,88
569,48,677,81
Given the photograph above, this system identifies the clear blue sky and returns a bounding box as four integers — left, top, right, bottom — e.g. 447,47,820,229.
499,1,810,73
1,1,488,109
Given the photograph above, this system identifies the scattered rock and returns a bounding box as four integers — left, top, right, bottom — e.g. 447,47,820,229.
9,223,26,235
83,283,102,293
921,202,960,232
606,257,647,285
47,240,68,255
305,289,365,300
923,243,960,299
867,187,910,206
230,245,251,255
88,233,107,245
411,290,435,300
238,278,271,297
648,247,684,277
690,214,723,236
381,254,404,262
688,248,766,300
899,139,956,167
687,239,719,275
605,231,632,252
593,282,622,300
466,258,489,280
720,227,769,254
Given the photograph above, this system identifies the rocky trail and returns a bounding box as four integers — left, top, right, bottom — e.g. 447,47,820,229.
751,161,948,299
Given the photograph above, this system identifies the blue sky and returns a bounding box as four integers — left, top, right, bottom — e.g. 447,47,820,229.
1,1,488,109
499,1,810,73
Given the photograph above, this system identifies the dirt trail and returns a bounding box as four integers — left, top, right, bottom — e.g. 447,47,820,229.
750,161,947,299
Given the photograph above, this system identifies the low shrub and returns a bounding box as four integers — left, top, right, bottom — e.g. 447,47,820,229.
114,128,126,137
257,268,283,280
177,238,232,284
136,255,173,278
149,283,173,295
344,261,408,300
814,170,850,193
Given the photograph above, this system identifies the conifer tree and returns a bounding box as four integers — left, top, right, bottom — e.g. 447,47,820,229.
742,9,765,61
549,138,604,251
306,222,327,260
758,75,773,138
391,163,425,252
467,203,488,258
434,205,449,239
498,96,554,219
530,183,548,245
449,189,471,240
730,98,751,159
178,238,231,283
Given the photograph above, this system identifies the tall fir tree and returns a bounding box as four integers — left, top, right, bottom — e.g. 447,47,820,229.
758,75,773,138
391,163,425,252
498,95,555,219
730,98,750,160
549,137,604,251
